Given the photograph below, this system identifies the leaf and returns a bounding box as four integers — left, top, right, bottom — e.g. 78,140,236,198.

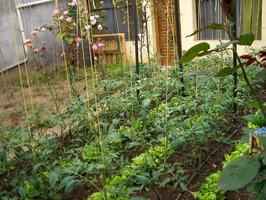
215,40,238,50
59,176,78,193
136,175,151,186
171,136,187,149
244,112,266,127
218,156,260,191
179,182,188,191
130,197,146,200
215,67,238,77
0,149,7,162
238,33,255,46
48,171,59,187
198,50,214,57
240,55,257,67
187,23,225,37
159,178,171,188
180,43,210,64
255,183,266,200
142,98,151,108
64,179,79,193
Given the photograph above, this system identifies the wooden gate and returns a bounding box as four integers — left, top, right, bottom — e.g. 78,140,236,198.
93,33,126,66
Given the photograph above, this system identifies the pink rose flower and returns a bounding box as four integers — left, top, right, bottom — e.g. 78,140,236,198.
75,37,82,43
66,17,72,23
92,44,98,52
85,25,91,31
97,24,103,31
31,30,38,36
96,42,105,48
60,52,65,60
53,9,60,16
24,39,32,48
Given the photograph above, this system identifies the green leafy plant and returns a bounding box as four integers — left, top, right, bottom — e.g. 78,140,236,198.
193,143,249,200
218,109,266,199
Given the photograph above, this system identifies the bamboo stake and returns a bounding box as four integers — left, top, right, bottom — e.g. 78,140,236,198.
111,0,125,73
8,0,31,133
55,0,73,101
78,6,90,98
84,1,107,199
133,0,140,100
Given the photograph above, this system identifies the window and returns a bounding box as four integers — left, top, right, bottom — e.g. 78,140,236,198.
196,0,262,40
91,0,137,41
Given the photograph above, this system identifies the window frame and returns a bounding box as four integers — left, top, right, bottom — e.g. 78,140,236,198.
193,0,263,41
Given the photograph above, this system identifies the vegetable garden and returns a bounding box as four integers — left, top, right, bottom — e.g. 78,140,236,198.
1,0,266,199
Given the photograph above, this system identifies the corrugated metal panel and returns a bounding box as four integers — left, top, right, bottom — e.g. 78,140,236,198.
0,0,65,72
17,0,64,68
92,0,136,41
0,0,25,71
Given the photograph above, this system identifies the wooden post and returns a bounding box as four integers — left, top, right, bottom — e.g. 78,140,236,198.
133,0,140,99
174,0,185,93
232,8,238,113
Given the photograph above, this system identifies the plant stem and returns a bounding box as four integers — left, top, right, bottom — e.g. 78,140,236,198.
226,24,266,120
232,48,266,119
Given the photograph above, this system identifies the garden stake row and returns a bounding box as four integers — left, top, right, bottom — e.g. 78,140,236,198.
8,0,31,134
230,12,238,114
55,0,73,101
75,2,80,77
144,4,151,65
78,5,90,98
133,0,140,101
126,0,131,41
174,0,185,94
112,0,126,75
83,1,108,199
78,1,94,132
164,0,170,157
169,0,177,65
18,11,34,110
176,128,240,200
23,3,41,96
125,0,135,119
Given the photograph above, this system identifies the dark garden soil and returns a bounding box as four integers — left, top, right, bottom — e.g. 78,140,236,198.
135,117,252,200
135,79,266,200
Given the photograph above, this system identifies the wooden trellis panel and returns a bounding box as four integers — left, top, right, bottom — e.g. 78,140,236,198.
93,33,126,66
154,0,177,66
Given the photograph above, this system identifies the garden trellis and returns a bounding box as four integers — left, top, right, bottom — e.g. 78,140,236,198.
1,0,266,199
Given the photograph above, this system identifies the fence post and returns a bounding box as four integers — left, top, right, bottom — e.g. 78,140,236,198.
174,0,185,94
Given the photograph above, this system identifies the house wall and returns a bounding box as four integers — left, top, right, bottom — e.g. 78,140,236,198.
179,0,266,54
125,0,158,65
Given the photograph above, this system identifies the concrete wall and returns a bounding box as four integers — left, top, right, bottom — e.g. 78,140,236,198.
179,0,266,54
